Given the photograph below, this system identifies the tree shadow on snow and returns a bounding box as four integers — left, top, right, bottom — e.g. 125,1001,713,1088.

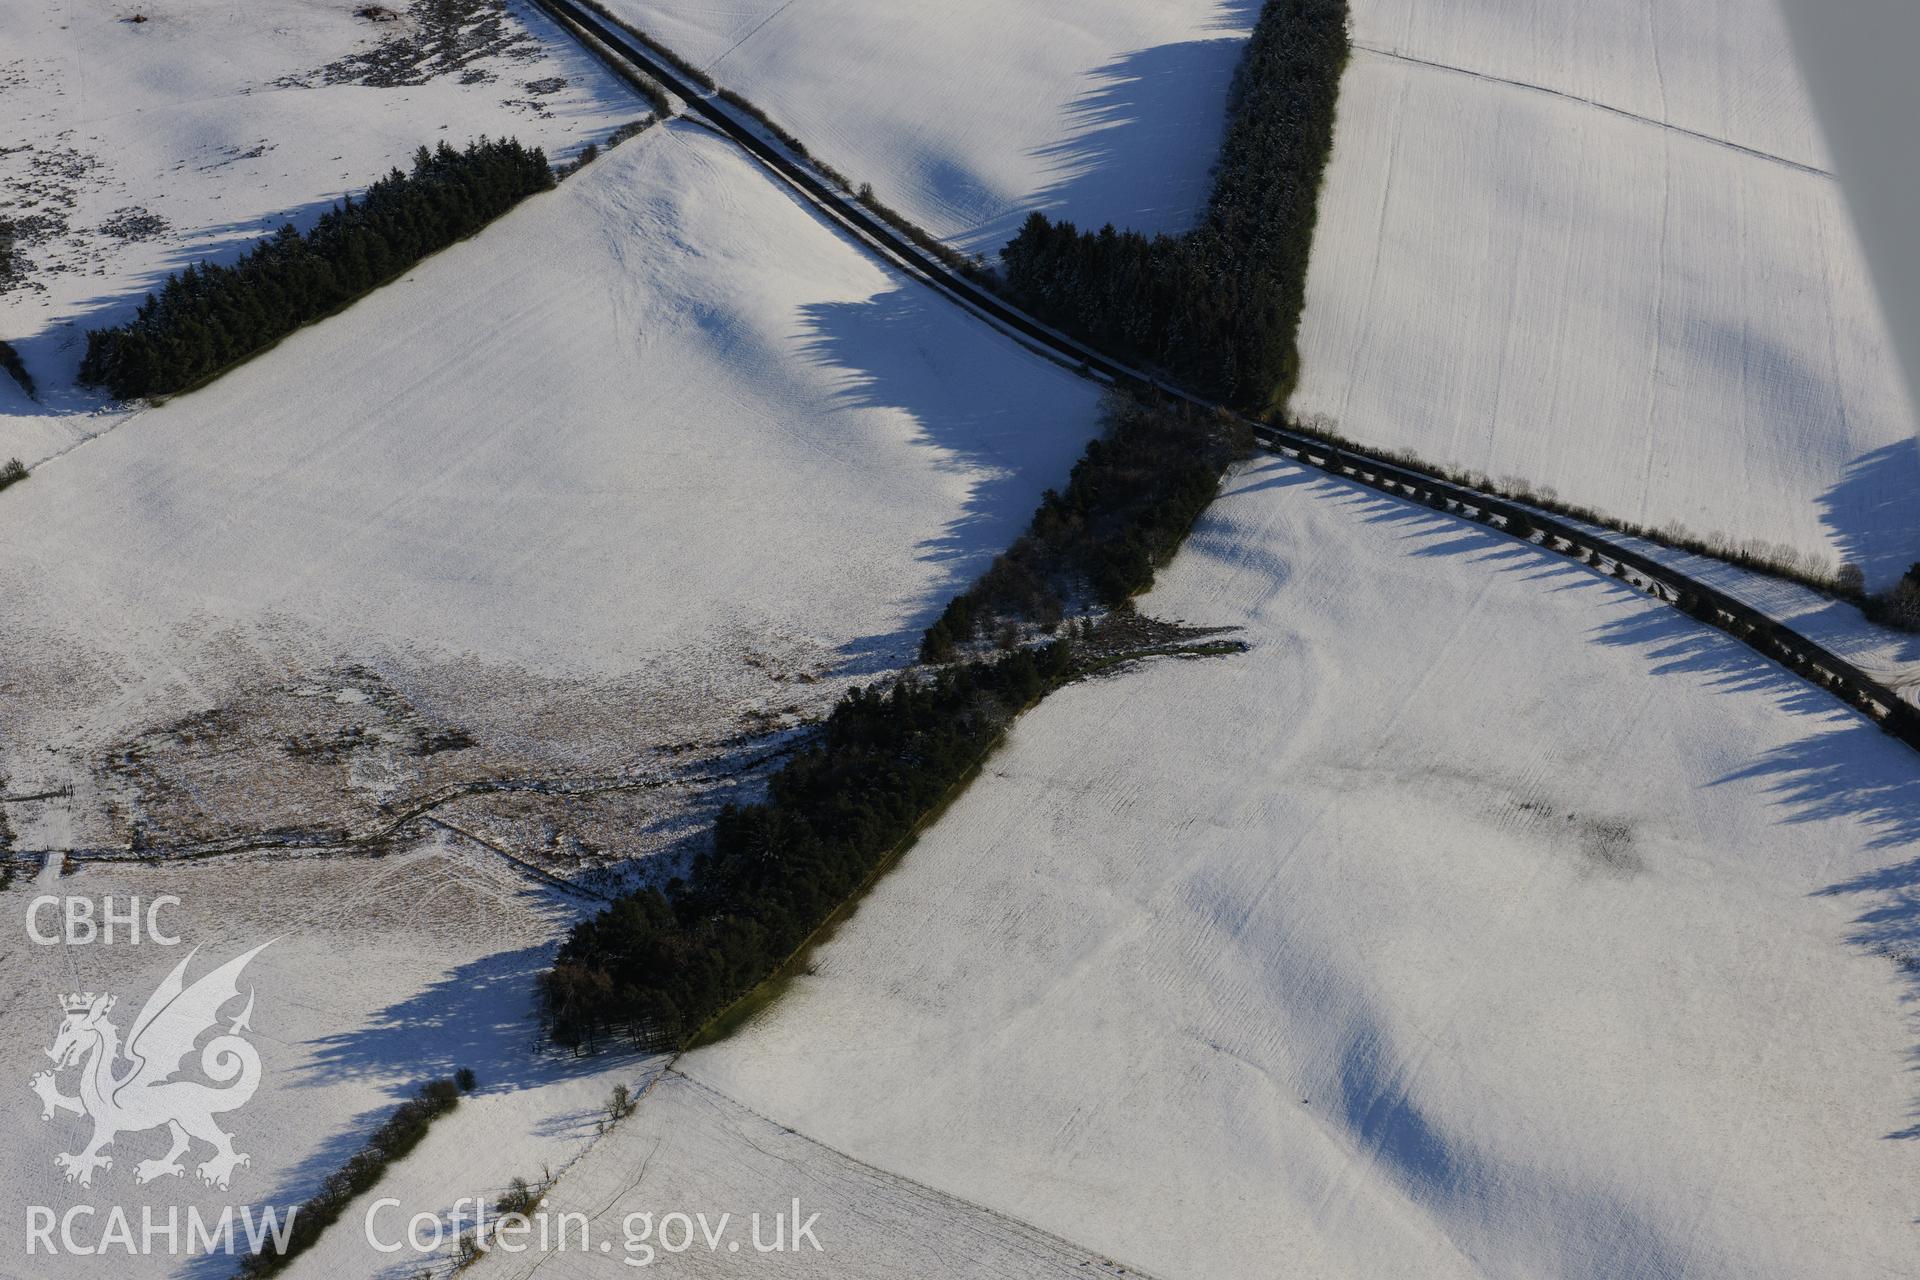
295,944,636,1096
1332,938,1694,1277
1,194,371,422
1669,312,1920,592
1310,464,1920,1143
792,286,1094,678
1804,756,1920,1140
1818,437,1920,592
175,1115,375,1280
961,1,1260,256
186,945,648,1275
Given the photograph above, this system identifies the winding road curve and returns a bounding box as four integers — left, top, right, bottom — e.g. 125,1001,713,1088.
535,0,1920,754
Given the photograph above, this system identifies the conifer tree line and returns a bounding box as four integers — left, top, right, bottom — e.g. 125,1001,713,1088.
999,0,1348,407
78,138,554,400
540,396,1247,1052
538,4,1353,1056
38,0,1353,1074
921,396,1250,661
542,642,1071,1050
237,1073,471,1276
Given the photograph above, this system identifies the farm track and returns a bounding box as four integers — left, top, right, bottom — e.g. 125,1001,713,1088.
537,0,1920,757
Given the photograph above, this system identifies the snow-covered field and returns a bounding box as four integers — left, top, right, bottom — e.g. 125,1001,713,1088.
1,108,1099,1276
549,457,1920,1279
0,0,642,466
381,1070,1140,1278
592,0,1920,587
0,836,650,1280
0,121,1099,863
1292,0,1920,588
1545,512,1920,705
600,0,1251,252
6,3,1915,1278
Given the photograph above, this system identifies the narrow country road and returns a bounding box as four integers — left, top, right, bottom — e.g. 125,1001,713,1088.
534,0,1920,755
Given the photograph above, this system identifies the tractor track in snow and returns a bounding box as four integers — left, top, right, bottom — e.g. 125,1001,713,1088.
533,0,1920,757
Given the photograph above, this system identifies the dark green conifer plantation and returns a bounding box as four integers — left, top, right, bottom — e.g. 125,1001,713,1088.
79,138,554,400
999,0,1349,407
538,1,1350,1056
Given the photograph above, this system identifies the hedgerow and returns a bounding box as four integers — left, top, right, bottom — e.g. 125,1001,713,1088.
237,1075,464,1276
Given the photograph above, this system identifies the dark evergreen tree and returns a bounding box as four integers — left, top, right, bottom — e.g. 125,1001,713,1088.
541,642,1073,1051
998,0,1348,407
534,0,1353,1058
79,138,554,400
921,397,1249,661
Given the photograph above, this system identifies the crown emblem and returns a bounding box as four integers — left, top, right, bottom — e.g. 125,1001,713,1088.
59,992,110,1014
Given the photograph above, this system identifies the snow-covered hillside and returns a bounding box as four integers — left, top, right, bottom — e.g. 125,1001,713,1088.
6,5,1913,1278
600,0,1251,252
328,1070,1141,1278
631,457,1917,1279
1292,0,1920,588
1,111,1101,1276
0,838,647,1280
0,121,1099,860
0,0,640,465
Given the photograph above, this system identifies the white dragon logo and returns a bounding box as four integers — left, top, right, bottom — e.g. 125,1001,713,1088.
29,942,270,1190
